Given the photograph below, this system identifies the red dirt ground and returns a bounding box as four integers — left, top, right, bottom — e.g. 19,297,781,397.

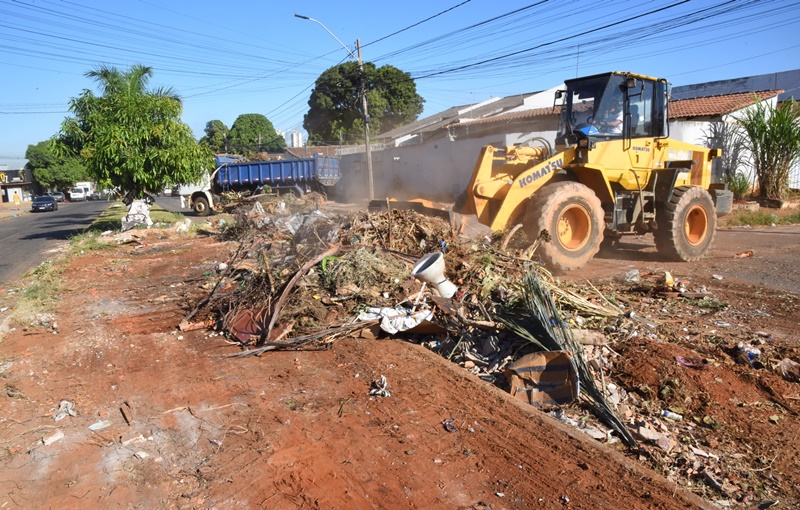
0,217,798,509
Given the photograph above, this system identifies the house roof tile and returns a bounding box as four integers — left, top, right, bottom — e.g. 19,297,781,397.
669,90,782,118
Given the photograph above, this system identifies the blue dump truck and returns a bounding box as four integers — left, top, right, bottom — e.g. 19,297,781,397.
179,154,341,216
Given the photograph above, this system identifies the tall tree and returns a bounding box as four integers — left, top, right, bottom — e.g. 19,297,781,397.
25,140,89,191
227,114,286,156
200,120,229,153
303,61,424,145
54,64,213,199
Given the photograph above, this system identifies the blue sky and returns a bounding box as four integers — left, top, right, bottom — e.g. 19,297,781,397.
1,0,799,167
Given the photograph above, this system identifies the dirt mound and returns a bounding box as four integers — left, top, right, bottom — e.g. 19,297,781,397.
0,201,798,508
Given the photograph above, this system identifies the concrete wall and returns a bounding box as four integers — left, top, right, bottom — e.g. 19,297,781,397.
329,122,559,203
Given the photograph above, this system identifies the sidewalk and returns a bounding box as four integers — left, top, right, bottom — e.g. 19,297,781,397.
0,201,30,221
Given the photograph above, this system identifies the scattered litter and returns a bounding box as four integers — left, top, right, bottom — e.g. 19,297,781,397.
134,451,149,459
711,274,723,280
122,433,146,446
121,198,154,231
369,375,391,397
504,351,579,407
775,358,799,382
88,420,112,431
661,410,683,421
735,250,753,258
120,401,134,425
442,418,457,433
690,445,719,460
675,356,707,370
42,430,64,446
53,400,77,421
615,269,640,283
737,342,761,366
358,307,436,335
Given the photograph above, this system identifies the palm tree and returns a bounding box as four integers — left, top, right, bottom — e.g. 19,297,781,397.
54,63,212,216
85,64,180,102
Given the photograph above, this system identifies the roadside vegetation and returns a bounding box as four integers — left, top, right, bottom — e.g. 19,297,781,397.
718,204,800,227
734,98,800,200
3,201,190,325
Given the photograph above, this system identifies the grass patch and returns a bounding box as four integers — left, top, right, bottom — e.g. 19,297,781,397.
719,208,800,227
88,201,128,232
11,259,65,320
84,201,187,233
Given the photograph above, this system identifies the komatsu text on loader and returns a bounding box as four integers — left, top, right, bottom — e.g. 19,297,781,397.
455,71,732,270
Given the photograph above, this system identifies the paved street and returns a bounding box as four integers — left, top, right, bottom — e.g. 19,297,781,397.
0,200,109,286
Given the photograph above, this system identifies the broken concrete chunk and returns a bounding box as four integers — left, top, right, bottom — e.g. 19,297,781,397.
572,329,608,346
42,430,64,446
88,420,112,431
636,426,665,443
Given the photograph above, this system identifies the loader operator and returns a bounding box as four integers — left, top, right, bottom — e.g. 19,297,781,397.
595,97,624,134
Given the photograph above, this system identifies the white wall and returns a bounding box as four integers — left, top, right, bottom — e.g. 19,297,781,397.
667,97,783,188
330,125,560,203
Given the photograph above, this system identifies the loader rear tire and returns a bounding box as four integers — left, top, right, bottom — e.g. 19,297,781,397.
655,186,716,262
193,196,210,216
523,181,604,271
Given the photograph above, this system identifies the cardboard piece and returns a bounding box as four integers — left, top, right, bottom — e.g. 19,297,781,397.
504,351,580,407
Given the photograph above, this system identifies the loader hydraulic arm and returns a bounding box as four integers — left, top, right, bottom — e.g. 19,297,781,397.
458,145,575,231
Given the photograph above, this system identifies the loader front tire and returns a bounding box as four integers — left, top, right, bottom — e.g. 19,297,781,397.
193,196,210,216
655,186,716,262
523,181,604,271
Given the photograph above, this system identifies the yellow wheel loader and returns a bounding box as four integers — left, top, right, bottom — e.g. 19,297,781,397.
455,71,731,270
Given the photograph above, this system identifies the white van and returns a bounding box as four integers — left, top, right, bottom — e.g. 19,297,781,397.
70,187,86,202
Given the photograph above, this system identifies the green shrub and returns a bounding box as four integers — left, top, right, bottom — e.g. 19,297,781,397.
726,171,751,200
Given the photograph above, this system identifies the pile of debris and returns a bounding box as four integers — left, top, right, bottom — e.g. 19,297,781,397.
180,195,632,437
179,194,800,505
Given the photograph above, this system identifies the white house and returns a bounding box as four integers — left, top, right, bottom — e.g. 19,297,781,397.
668,90,782,184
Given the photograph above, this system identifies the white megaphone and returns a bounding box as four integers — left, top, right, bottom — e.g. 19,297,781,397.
411,252,458,298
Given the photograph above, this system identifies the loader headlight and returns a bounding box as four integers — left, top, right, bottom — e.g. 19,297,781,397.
577,138,594,150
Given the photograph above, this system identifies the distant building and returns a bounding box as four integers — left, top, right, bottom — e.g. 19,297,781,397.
291,131,303,148
0,167,35,203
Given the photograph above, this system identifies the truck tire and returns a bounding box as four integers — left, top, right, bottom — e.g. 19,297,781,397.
523,181,604,271
193,196,210,216
655,186,716,262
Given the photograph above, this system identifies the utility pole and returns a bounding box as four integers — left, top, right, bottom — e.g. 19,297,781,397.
357,39,374,201
294,13,374,201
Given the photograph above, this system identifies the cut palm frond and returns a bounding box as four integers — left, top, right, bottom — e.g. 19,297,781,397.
499,271,637,448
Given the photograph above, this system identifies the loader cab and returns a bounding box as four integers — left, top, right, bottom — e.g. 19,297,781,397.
555,72,669,151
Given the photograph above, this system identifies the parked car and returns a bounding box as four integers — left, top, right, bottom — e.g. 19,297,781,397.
88,191,100,200
31,195,58,212
49,191,66,202
69,187,86,202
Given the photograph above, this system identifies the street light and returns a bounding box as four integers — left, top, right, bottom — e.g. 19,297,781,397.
295,13,374,201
